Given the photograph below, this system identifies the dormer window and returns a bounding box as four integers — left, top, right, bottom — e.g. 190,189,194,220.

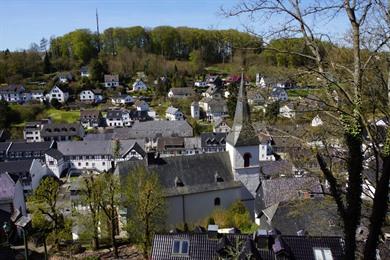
175,177,184,187
172,239,189,256
313,248,333,260
215,173,224,183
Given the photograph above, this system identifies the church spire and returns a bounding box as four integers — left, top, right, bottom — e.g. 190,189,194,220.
226,70,259,146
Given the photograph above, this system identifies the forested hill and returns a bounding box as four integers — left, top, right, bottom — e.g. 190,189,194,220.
49,26,262,64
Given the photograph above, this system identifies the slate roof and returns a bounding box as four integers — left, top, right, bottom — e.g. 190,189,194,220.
83,132,114,141
0,142,12,152
113,120,193,139
45,149,63,160
58,140,145,157
0,84,25,93
256,177,323,211
41,123,83,138
80,110,101,119
260,160,294,178
200,132,226,148
106,110,127,120
0,160,33,174
258,199,342,236
151,232,344,260
169,87,194,96
166,106,180,115
7,141,53,152
116,152,239,196
104,74,119,82
0,173,17,200
227,73,259,146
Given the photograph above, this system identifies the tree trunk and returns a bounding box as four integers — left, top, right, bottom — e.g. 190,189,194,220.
111,213,118,258
344,132,364,260
363,156,390,259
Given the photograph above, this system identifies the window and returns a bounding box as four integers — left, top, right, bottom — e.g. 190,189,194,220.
313,248,333,260
243,153,252,167
172,240,189,255
214,197,221,206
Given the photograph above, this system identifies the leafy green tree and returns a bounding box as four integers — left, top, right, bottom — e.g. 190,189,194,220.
123,166,166,258
96,173,121,258
43,52,52,74
50,98,61,109
89,59,105,82
0,100,19,129
28,177,70,250
265,101,279,122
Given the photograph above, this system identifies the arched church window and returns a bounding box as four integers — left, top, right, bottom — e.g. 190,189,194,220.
244,153,252,167
214,197,221,206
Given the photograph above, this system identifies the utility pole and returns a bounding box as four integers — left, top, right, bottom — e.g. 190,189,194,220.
96,8,101,53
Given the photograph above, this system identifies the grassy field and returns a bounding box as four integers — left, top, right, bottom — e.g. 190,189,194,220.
42,108,80,123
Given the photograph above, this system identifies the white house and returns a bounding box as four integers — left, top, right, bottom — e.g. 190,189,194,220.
132,79,147,91
213,118,231,133
111,94,133,105
104,74,119,88
46,85,69,103
80,66,90,78
269,88,288,102
58,72,73,84
194,81,208,88
79,89,104,103
166,106,184,121
256,74,266,88
106,110,132,127
279,104,296,118
51,140,145,173
311,115,323,127
168,88,195,99
31,90,45,102
0,85,31,103
190,101,200,119
199,97,228,121
135,100,149,112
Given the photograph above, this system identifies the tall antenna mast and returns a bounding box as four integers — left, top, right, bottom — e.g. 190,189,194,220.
96,8,101,53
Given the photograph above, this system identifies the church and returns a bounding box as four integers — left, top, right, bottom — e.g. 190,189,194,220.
116,73,262,227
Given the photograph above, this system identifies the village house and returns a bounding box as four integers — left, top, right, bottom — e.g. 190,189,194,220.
190,101,200,119
112,120,193,139
247,89,265,106
167,87,195,99
200,132,226,153
194,81,208,87
111,94,133,105
23,119,52,142
255,73,267,88
132,79,147,91
40,123,84,142
80,66,89,78
134,100,149,112
155,137,201,157
269,87,288,102
106,110,132,127
312,114,323,127
205,75,223,87
79,89,103,103
165,106,184,121
279,103,296,118
0,85,31,103
58,72,73,84
30,89,45,102
199,97,228,121
104,74,119,88
213,117,231,133
47,140,145,174
151,231,344,259
46,85,69,103
79,110,103,128
0,141,55,161
0,172,27,217
0,159,50,193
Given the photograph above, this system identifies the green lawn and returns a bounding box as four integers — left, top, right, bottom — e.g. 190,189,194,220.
43,108,80,123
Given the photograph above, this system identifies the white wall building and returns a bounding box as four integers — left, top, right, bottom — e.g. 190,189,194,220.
132,79,147,91
190,101,200,119
166,106,184,121
46,86,69,103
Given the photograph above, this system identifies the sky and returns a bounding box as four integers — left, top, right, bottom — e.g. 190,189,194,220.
0,0,245,50
0,0,349,51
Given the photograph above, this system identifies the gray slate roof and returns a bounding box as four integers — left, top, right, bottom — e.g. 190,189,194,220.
226,74,259,146
8,141,53,152
0,160,33,174
41,123,83,138
113,120,193,139
256,177,322,210
58,140,145,157
0,173,16,200
116,152,240,196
